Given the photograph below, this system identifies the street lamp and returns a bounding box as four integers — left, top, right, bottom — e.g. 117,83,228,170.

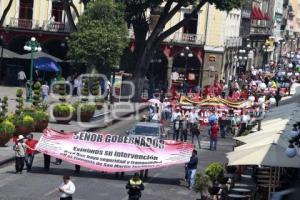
180,46,193,94
23,37,42,102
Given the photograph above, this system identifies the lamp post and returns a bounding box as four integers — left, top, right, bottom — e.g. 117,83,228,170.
180,46,193,94
24,37,42,102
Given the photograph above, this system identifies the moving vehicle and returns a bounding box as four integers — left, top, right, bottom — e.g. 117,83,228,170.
127,122,167,138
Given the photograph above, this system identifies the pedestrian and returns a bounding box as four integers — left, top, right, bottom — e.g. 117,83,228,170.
191,123,201,149
55,130,65,165
59,175,76,200
140,169,149,179
44,154,51,171
210,122,219,151
186,150,198,190
41,81,49,101
126,172,144,200
188,109,199,132
73,76,79,96
219,113,226,138
173,116,181,141
25,134,38,171
181,115,188,142
17,70,27,87
13,135,30,174
275,88,281,107
74,164,80,174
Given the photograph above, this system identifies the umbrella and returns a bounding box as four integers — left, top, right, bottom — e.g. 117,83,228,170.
234,119,289,143
227,143,300,168
148,98,161,104
19,51,62,62
0,46,22,58
34,57,61,72
234,133,291,151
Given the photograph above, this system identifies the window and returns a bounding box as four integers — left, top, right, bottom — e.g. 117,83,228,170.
19,0,33,19
52,1,64,22
183,13,198,34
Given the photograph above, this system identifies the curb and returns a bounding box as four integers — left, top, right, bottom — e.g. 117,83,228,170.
0,157,15,167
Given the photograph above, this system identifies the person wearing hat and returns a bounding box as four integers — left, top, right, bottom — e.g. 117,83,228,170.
13,135,32,174
126,172,144,200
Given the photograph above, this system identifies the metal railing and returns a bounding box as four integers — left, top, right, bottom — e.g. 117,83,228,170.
9,17,69,32
129,28,204,45
171,32,204,45
42,20,69,32
10,17,39,29
250,26,272,35
225,36,242,47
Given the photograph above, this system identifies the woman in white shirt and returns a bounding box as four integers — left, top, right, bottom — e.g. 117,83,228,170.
59,176,76,200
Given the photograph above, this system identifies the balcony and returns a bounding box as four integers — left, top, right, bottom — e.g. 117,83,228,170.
42,20,69,32
10,17,39,29
9,17,69,32
128,29,204,45
250,26,272,35
170,32,204,45
224,37,242,47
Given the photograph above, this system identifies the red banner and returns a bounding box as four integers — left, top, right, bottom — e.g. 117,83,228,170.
35,129,194,172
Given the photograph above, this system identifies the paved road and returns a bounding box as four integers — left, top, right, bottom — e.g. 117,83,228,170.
0,114,235,200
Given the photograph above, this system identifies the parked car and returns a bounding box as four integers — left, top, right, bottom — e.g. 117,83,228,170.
127,122,167,138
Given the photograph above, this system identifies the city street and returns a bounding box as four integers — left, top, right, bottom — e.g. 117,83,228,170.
0,115,234,200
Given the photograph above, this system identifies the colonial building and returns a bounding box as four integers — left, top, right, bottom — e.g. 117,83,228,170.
0,0,84,84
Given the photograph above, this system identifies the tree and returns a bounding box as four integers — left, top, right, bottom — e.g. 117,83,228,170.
0,0,13,26
32,81,42,108
120,0,243,101
68,0,128,71
62,0,78,32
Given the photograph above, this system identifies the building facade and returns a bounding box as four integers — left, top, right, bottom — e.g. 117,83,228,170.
0,0,84,58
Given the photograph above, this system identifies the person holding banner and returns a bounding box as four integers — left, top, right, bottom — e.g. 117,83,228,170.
25,134,38,171
14,135,31,174
126,173,144,200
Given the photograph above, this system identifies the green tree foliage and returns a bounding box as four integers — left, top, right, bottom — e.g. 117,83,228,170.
68,0,128,70
119,0,243,101
32,81,42,108
15,89,24,115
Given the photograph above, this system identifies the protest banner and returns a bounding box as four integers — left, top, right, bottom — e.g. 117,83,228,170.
36,129,194,172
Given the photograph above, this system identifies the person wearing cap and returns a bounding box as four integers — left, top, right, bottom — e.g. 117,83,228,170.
13,135,31,174
59,175,76,200
126,172,144,200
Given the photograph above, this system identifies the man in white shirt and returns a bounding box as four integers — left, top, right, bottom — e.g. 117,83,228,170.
17,70,27,87
171,107,182,122
42,82,49,101
59,176,76,200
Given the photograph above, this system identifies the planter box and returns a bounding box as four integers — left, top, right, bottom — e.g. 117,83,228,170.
53,111,72,124
0,132,12,147
34,120,49,132
16,125,33,136
80,111,95,122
